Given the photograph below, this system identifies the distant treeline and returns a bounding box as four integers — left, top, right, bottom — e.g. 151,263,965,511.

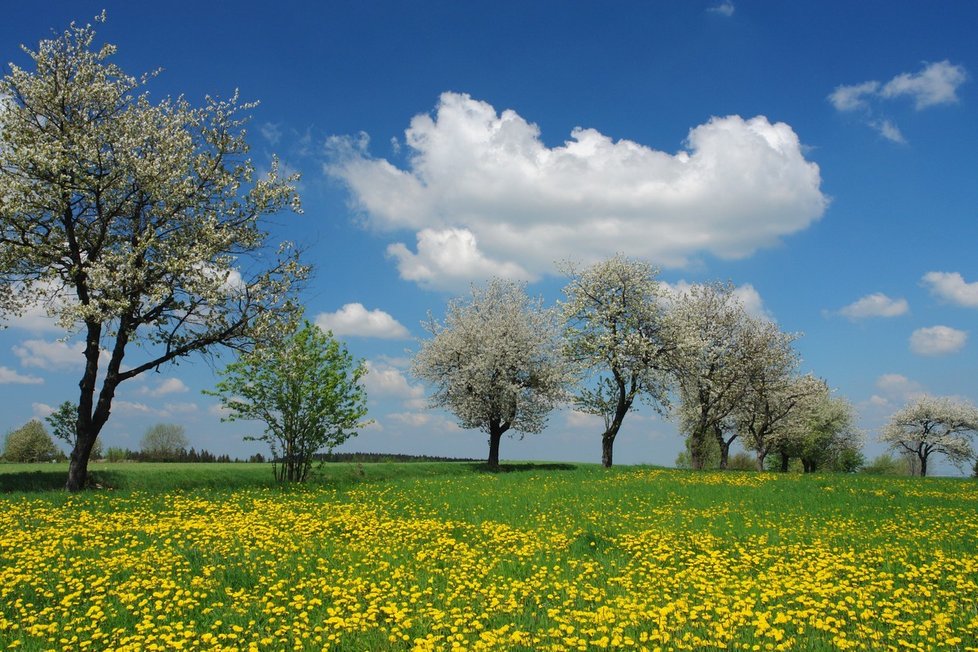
314,452,482,463
98,449,480,464
103,447,259,463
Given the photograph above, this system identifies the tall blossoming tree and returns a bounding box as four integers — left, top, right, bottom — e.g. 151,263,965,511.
560,255,674,467
0,16,307,490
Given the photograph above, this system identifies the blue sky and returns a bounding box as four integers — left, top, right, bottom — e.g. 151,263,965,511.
1,2,976,472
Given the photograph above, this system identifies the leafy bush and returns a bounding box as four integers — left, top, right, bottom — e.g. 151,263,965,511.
727,452,759,471
862,453,912,476
3,420,61,463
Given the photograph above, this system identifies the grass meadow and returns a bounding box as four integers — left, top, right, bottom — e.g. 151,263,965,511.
1,462,976,651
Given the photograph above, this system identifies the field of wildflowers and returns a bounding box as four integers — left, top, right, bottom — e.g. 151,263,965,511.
1,464,976,651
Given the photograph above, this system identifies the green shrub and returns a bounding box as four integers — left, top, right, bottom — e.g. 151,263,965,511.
3,420,60,463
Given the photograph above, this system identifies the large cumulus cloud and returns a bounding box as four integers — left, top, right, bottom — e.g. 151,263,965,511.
328,92,828,290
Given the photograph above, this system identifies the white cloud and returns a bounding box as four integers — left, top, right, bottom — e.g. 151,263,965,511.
13,339,85,370
828,81,881,112
838,293,909,319
875,373,925,401
315,303,411,339
831,61,967,113
32,402,54,418
113,400,165,417
909,325,967,356
162,401,198,415
707,1,735,17
0,365,43,385
921,271,978,308
880,60,968,110
386,228,534,291
363,361,424,400
138,378,189,397
260,122,282,145
113,400,197,418
829,62,967,142
870,120,906,144
566,410,605,429
328,92,827,288
388,411,432,427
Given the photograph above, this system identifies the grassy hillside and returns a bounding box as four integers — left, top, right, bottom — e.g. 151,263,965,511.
1,464,975,650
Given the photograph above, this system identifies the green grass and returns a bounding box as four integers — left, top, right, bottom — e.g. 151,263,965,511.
1,463,976,650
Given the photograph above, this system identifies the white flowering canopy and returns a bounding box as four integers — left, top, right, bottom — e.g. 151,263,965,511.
412,278,572,466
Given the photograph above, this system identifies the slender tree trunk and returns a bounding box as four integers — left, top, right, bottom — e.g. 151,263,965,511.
599,376,633,469
487,420,506,470
919,453,927,477
601,434,615,467
779,451,790,472
756,450,767,471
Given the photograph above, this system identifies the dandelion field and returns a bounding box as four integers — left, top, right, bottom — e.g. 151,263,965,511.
1,464,977,651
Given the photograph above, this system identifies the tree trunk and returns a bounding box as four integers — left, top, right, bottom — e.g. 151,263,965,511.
66,428,99,491
756,451,767,471
601,434,614,467
919,453,927,477
599,377,633,469
487,422,505,470
66,319,128,492
779,451,790,472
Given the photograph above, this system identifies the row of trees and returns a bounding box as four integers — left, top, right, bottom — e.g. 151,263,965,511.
1,18,974,487
414,259,856,471
413,259,978,476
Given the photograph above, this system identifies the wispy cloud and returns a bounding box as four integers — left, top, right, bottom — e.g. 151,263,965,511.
0,366,43,385
829,61,968,143
707,2,735,17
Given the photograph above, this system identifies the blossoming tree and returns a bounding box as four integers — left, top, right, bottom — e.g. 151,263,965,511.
413,278,572,469
880,396,978,476
0,16,307,490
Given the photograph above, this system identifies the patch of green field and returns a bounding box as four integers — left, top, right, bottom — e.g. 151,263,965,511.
1,464,976,650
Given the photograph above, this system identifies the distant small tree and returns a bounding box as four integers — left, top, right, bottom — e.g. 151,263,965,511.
140,424,189,461
3,420,60,462
862,452,913,476
207,321,369,483
880,395,978,477
413,278,572,470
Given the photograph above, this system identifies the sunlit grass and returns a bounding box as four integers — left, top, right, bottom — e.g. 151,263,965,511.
1,464,976,650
